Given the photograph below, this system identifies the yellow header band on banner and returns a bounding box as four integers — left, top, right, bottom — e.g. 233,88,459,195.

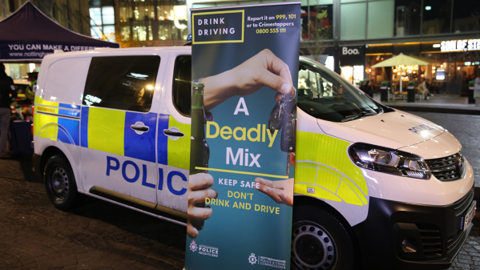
195,167,288,179
192,10,245,44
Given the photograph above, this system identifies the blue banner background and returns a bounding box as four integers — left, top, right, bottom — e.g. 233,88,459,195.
187,3,300,270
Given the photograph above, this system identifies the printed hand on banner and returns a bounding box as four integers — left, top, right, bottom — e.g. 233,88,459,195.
255,177,294,207
202,48,295,110
187,173,218,238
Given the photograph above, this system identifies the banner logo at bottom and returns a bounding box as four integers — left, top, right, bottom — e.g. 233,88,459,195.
198,245,219,257
189,241,198,252
248,253,258,265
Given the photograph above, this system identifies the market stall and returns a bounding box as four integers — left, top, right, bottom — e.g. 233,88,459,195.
0,2,119,62
0,2,119,156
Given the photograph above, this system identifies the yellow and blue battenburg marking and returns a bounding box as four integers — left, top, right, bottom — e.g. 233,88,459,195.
80,107,157,162
295,131,368,206
34,97,80,145
36,97,191,169
158,115,191,170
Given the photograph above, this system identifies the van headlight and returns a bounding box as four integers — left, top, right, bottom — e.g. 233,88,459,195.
348,143,431,180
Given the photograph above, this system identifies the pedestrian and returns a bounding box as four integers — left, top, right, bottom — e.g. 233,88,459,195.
25,71,38,100
360,80,374,98
0,63,17,159
417,78,431,100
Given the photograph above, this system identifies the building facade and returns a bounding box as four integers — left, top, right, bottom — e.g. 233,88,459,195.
185,0,480,96
111,0,189,47
2,0,479,93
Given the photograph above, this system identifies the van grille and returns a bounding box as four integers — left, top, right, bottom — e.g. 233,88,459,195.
425,152,465,181
416,223,442,259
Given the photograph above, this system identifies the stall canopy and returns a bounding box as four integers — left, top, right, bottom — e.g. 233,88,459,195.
372,53,429,68
372,53,430,92
0,1,119,62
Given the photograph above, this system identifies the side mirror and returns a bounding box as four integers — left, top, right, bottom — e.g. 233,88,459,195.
33,85,38,93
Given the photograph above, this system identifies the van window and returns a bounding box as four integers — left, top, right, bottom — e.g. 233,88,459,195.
44,58,91,104
83,56,160,112
173,55,192,116
298,58,386,122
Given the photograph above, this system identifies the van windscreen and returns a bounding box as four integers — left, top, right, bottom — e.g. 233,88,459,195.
297,58,389,122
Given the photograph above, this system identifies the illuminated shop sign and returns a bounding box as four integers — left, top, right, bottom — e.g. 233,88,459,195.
340,45,365,66
437,39,480,52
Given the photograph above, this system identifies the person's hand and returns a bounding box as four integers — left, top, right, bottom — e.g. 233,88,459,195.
202,49,294,110
187,173,218,238
255,177,294,207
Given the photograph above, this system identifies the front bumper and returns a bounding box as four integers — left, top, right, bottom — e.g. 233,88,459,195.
353,187,475,270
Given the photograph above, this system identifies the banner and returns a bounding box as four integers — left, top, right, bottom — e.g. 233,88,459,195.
0,42,118,61
186,3,300,270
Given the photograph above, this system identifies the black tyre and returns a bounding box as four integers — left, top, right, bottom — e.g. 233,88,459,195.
291,204,357,270
44,155,82,210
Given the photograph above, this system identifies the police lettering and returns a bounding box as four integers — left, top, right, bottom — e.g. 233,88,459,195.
106,156,187,196
408,124,434,134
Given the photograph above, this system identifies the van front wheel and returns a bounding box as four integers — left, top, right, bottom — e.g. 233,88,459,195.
291,205,357,270
44,155,81,210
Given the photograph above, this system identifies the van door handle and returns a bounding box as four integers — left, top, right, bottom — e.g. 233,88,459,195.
131,122,149,134
163,127,184,140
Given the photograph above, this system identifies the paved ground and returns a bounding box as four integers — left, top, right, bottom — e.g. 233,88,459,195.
0,156,186,270
447,220,480,270
380,94,480,115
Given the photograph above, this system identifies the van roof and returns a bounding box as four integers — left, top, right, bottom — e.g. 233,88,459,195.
43,46,191,61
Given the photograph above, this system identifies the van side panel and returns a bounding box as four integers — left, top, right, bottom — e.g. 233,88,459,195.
78,54,162,206
34,56,90,190
43,58,90,104
165,115,191,170
155,114,190,213
154,52,192,213
294,109,369,226
87,107,125,156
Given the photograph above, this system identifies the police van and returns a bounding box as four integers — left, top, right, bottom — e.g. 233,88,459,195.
33,46,475,270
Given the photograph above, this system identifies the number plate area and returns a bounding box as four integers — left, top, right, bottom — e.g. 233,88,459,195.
462,201,476,231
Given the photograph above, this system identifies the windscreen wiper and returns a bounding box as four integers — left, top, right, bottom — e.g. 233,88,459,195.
341,109,377,122
341,112,362,122
361,109,377,117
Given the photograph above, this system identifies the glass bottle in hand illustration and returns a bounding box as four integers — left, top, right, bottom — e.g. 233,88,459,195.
189,83,211,231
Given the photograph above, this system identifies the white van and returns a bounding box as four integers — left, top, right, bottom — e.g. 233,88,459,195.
33,46,475,270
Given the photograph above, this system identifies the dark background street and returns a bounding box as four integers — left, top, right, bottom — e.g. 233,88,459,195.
0,111,479,270
0,156,186,270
